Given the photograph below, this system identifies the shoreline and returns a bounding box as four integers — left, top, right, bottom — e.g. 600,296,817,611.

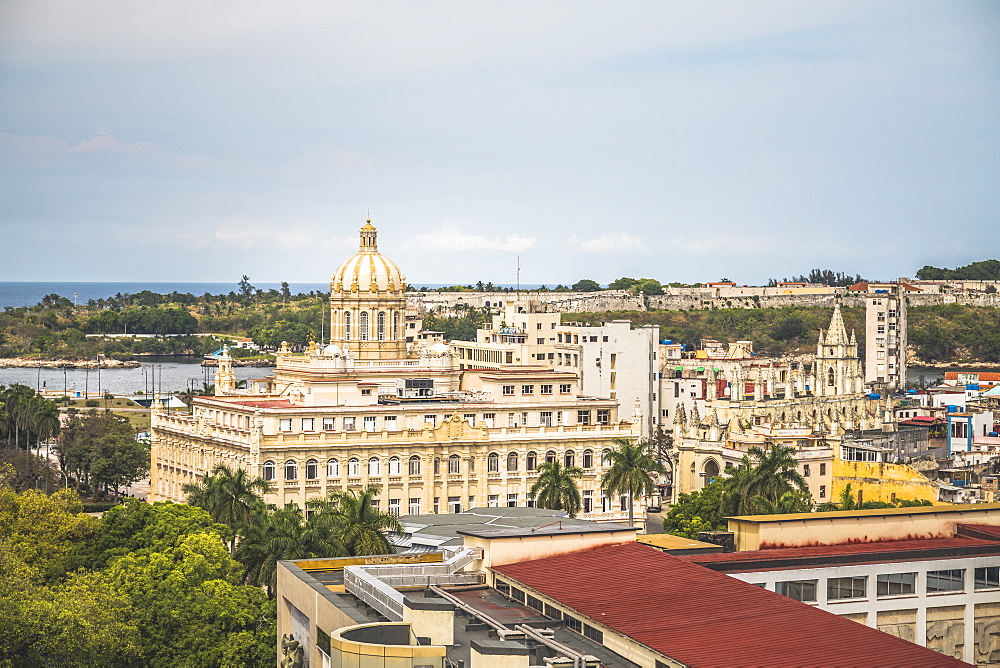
0,358,141,369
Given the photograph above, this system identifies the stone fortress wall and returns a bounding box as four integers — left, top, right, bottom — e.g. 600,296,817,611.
410,281,1000,314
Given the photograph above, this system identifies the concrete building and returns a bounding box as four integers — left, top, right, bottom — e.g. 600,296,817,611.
851,282,913,391
687,504,1000,665
277,515,963,668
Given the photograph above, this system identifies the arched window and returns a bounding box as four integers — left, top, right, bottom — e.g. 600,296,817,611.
564,450,575,468
448,455,461,474
389,456,401,475
408,456,421,475
360,311,369,341
507,452,518,472
827,367,836,386
393,311,399,340
348,458,360,477
545,450,556,464
582,449,593,468
285,460,298,481
434,457,441,474
306,459,318,480
602,449,611,466
526,451,537,471
344,311,352,340
368,457,381,476
327,459,340,478
488,452,500,472
704,459,720,482
377,312,386,341
263,460,275,481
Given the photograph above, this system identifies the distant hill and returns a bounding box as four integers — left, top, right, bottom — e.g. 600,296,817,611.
915,259,1000,281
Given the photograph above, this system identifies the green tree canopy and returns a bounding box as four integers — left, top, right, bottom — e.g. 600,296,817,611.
571,279,602,292
529,461,584,516
600,438,666,527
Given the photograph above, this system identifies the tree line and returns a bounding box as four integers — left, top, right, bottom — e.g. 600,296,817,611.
1,385,150,498
916,259,1000,281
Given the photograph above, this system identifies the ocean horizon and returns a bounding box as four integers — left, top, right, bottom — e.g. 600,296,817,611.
0,281,548,308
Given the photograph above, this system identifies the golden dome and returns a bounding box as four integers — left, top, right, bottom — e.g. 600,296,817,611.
330,221,407,294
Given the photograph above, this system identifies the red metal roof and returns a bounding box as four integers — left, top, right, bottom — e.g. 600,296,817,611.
900,416,941,424
683,535,1000,571
493,542,964,667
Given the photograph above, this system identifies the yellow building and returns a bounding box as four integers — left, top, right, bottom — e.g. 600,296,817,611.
149,222,639,521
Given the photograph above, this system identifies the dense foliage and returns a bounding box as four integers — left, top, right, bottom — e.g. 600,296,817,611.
57,410,150,497
0,477,275,667
916,259,1000,281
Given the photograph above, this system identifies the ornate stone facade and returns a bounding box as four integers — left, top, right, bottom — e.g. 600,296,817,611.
149,221,640,521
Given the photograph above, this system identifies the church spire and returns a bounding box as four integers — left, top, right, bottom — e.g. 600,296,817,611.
825,304,850,346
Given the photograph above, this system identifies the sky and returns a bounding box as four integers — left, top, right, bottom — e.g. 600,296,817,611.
0,1,997,286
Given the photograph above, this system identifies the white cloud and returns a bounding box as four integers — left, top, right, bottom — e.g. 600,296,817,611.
569,233,647,254
405,225,535,253
0,129,264,174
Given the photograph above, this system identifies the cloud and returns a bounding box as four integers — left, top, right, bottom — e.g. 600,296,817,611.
404,225,535,253
0,129,264,174
569,233,647,254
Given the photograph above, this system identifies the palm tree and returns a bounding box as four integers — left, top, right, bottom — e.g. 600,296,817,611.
722,445,809,516
529,461,584,517
309,485,403,556
236,504,345,596
600,438,667,527
183,463,270,552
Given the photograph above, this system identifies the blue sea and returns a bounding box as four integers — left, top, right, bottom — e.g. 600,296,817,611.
0,282,545,308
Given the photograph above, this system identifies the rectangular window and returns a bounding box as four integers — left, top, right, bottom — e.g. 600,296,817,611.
279,418,292,432
301,418,314,431
502,385,515,396
433,497,440,513
408,498,421,515
927,569,965,593
877,573,916,597
661,409,669,418
803,464,810,477
507,493,518,507
540,411,553,427
819,463,826,475
583,490,593,514
364,416,377,432
424,414,436,428
560,384,571,394
483,413,496,428
819,485,826,499
583,625,603,643
597,409,610,425
384,415,397,431
448,496,461,513
521,385,534,394
388,499,400,516
828,576,867,600
343,416,356,431
975,566,1000,590
536,338,545,345
775,580,817,603
577,410,591,425
322,416,335,431
464,413,476,426
488,494,500,508
563,614,582,633
540,384,553,395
